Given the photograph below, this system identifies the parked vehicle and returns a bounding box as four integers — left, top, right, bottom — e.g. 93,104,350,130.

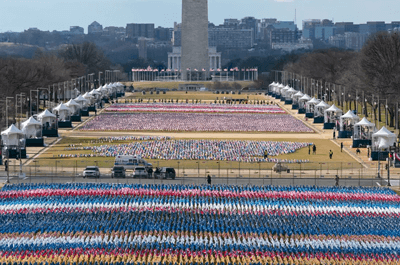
272,162,290,173
83,166,100,178
132,166,148,178
154,167,176,179
114,155,152,170
111,166,126,178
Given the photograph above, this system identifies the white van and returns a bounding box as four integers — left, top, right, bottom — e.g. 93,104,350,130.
114,155,152,169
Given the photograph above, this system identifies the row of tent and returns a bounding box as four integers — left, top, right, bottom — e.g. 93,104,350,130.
1,83,126,159
269,82,397,161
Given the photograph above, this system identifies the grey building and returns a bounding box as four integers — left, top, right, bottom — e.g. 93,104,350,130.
126,23,155,39
70,26,84,35
88,21,103,34
181,0,209,81
209,28,253,49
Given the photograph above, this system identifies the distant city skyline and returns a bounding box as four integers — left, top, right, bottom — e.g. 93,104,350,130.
1,0,400,33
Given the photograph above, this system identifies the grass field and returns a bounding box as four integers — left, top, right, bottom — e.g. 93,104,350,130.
36,137,358,170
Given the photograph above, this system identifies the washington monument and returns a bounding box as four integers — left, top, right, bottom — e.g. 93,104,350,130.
181,0,209,81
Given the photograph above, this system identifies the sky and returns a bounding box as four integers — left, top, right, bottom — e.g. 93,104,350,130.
1,0,400,33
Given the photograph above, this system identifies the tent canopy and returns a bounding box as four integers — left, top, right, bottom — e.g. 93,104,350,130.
37,109,56,119
53,103,71,112
325,104,341,113
66,99,80,108
299,94,311,102
324,104,343,123
1,124,24,136
372,126,396,150
355,117,375,127
74,95,89,103
21,117,41,128
340,110,360,131
373,126,396,138
341,110,359,119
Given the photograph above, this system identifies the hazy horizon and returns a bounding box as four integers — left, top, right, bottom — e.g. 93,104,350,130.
1,0,399,33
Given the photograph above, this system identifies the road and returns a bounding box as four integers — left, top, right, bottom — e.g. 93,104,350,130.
5,175,394,188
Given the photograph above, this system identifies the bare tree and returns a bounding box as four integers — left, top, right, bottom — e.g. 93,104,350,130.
361,31,400,127
58,42,112,74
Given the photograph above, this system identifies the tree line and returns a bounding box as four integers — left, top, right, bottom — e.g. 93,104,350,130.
0,42,122,128
282,31,400,128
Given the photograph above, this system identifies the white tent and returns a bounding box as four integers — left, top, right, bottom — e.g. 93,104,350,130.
353,118,376,141
340,110,360,131
37,109,57,129
314,101,330,117
65,99,81,115
1,124,25,146
292,91,304,102
372,127,396,150
306,98,321,113
284,87,297,99
275,84,285,95
280,85,290,97
74,95,89,109
298,94,311,109
53,103,72,121
21,117,42,138
324,104,343,123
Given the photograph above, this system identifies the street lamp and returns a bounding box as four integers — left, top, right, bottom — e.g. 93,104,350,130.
5,97,14,128
98,72,103,87
30,90,39,117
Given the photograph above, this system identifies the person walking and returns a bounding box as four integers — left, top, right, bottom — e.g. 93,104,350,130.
329,150,333,159
308,145,311,155
335,175,340,187
340,142,344,152
333,130,336,139
312,144,316,155
207,174,212,185
264,150,268,159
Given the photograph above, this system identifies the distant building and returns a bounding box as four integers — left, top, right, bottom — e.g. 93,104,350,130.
88,21,103,34
103,26,125,36
269,28,299,45
126,23,155,39
224,19,240,28
329,34,346,48
302,19,334,40
155,26,172,42
344,32,369,51
240,17,259,40
272,38,313,52
209,28,253,49
70,26,84,35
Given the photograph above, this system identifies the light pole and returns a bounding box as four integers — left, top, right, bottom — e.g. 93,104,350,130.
15,93,25,129
113,70,120,82
98,72,103,87
30,90,38,117
6,97,14,128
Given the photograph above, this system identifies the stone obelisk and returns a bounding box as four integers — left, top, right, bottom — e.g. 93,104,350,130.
181,0,209,81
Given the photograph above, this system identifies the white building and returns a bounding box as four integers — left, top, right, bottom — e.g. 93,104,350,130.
168,46,221,71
